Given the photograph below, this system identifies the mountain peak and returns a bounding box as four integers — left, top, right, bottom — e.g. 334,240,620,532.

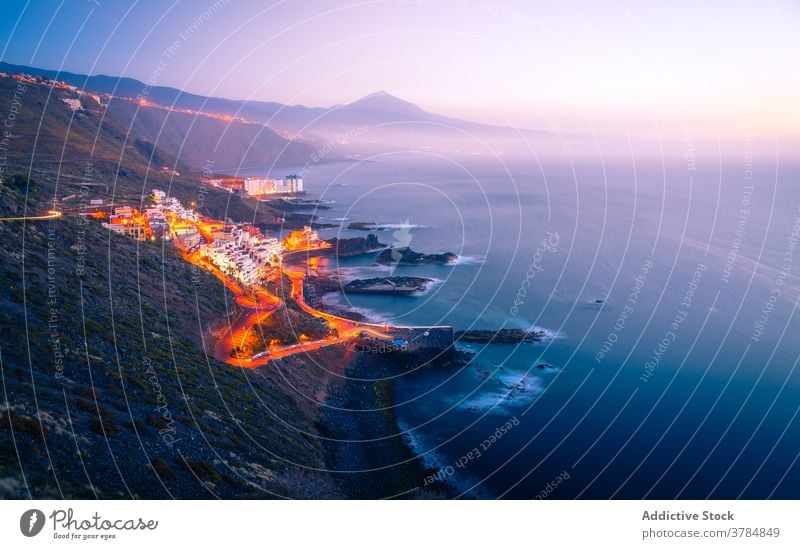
344,90,425,115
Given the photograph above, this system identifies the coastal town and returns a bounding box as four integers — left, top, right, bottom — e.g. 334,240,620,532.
98,188,326,285
0,68,457,368
84,187,444,365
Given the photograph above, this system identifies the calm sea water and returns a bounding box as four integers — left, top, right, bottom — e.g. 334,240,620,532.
241,153,800,499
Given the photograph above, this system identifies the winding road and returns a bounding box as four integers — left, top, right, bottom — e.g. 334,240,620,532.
0,210,62,221
189,243,392,368
200,242,391,368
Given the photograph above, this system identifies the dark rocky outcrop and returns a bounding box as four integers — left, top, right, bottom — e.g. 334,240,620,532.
259,198,325,211
325,234,386,256
375,246,457,265
343,276,432,295
320,354,441,498
347,221,381,231
455,329,546,344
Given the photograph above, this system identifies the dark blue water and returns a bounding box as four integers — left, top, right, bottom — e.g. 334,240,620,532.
241,152,800,499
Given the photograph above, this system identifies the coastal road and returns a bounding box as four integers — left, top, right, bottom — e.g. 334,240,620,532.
283,268,394,341
237,336,343,368
190,250,347,367
219,267,394,368
0,210,62,221
189,242,392,367
182,250,284,365
212,294,282,365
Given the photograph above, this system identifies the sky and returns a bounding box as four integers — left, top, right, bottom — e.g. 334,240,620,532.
1,0,798,139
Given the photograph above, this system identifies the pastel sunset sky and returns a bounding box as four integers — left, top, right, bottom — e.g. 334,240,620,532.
2,0,797,139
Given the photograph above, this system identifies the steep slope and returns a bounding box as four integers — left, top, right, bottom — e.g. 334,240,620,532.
0,183,343,498
1,61,328,157
1,62,324,171
0,75,183,187
105,97,317,170
0,75,315,228
0,61,326,131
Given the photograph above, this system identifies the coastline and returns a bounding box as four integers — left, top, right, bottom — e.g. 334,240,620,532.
319,353,436,499
290,252,472,496
303,274,466,498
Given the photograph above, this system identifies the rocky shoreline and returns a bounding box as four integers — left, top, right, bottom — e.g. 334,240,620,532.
343,276,433,295
259,197,329,211
324,233,386,256
455,328,547,344
320,354,433,498
375,246,458,265
346,221,383,231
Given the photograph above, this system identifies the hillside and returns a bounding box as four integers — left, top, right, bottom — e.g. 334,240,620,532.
0,61,575,158
0,75,187,193
0,61,324,169
0,182,344,498
105,97,318,171
0,75,315,228
0,71,450,501
0,74,348,498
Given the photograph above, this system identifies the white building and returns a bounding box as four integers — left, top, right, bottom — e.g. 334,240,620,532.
199,225,284,286
202,240,261,286
61,98,82,112
244,177,279,196
161,196,198,222
284,174,303,193
244,175,303,195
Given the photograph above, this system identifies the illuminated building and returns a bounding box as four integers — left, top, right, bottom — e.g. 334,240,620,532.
103,207,150,241
199,224,284,286
61,98,82,111
244,175,304,195
244,177,279,196
172,226,202,250
283,226,326,250
284,174,303,193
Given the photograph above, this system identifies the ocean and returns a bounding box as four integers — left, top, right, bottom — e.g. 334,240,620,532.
239,152,800,499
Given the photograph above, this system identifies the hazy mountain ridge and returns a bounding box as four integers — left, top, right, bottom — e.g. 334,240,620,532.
1,61,571,159
0,75,318,228
0,61,327,171
104,97,318,171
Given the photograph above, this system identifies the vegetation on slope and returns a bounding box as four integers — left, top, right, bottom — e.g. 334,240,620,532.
0,182,340,498
0,76,312,229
